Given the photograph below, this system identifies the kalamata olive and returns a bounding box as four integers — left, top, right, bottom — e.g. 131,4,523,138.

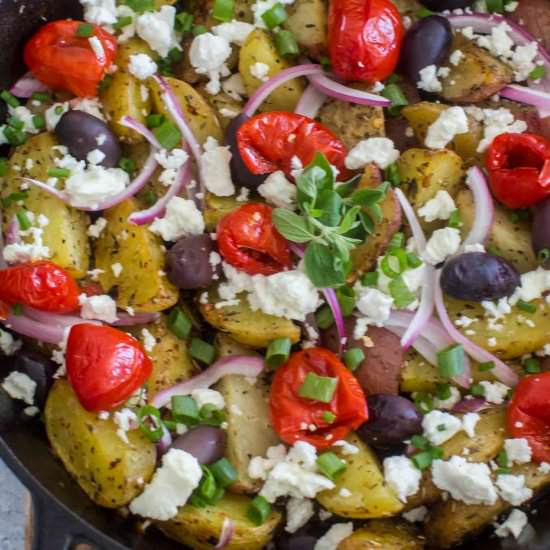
10,350,56,408
169,426,226,464
532,196,550,266
276,534,317,550
421,0,474,11
225,114,267,189
55,110,121,168
166,234,221,290
400,15,453,84
0,387,20,432
441,252,520,301
357,394,423,449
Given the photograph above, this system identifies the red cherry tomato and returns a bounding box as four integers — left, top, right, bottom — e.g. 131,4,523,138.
24,20,117,97
486,132,550,209
270,347,368,449
328,0,404,83
66,324,153,411
0,261,79,313
217,203,292,276
508,372,550,463
237,112,350,180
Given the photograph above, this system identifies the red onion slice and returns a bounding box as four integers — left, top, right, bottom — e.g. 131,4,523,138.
112,312,161,326
157,425,173,456
434,270,518,387
214,518,234,550
6,216,20,245
322,288,346,352
23,306,92,328
452,396,488,413
151,355,264,409
294,84,327,118
120,116,162,149
500,84,550,110
2,314,71,344
10,72,50,98
463,166,494,247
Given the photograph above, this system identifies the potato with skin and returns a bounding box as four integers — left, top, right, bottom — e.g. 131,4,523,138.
204,193,246,231
45,380,156,508
196,83,243,130
157,493,281,550
1,133,90,278
338,519,425,550
283,0,327,59
114,37,157,71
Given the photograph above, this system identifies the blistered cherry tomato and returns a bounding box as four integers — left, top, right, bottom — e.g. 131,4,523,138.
328,0,404,82
24,20,117,97
0,261,79,313
66,324,152,412
217,203,292,276
236,112,350,180
270,347,368,449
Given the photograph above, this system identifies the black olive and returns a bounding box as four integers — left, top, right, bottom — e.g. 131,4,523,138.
421,0,475,11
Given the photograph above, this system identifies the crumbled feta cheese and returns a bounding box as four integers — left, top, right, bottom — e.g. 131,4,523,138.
462,412,480,438
495,509,528,539
111,262,123,277
339,488,351,497
477,22,515,58
200,137,235,196
423,227,461,265
45,103,69,131
314,523,353,550
355,287,393,325
87,149,106,165
539,462,550,474
511,42,539,81
3,221,50,264
402,506,428,523
252,0,296,28
212,20,254,45
472,108,527,153
98,411,110,420
422,410,463,446
222,74,246,101
449,50,464,66
332,440,359,455
141,328,156,352
149,197,205,241
250,62,270,81
496,474,533,505
383,456,421,502
190,389,225,410
285,497,315,533
189,33,231,95
88,36,106,61
433,386,461,410
509,267,550,304
129,449,202,520
505,438,532,465
71,97,105,121
155,148,189,187
1,372,36,405
431,456,498,505
248,444,287,480
0,329,22,356
345,137,399,170
79,294,118,323
219,107,239,119
425,107,469,150
8,106,40,135
258,171,296,209
479,381,510,404
113,408,138,443
80,0,117,26
128,53,158,80
417,65,442,93
418,190,457,222
136,6,180,58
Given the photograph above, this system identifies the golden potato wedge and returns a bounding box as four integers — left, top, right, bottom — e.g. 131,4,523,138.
239,30,305,112
45,380,156,508
199,288,300,348
196,83,243,129
114,37,157,71
440,35,514,104
157,493,281,550
93,198,179,313
204,193,245,231
283,0,327,59
456,189,538,273
338,519,425,550
316,434,404,518
1,133,90,278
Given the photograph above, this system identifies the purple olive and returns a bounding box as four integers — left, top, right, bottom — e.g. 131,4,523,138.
400,15,453,84
225,114,267,189
10,350,56,408
55,110,121,168
166,234,221,290
357,395,422,449
169,426,226,464
421,0,474,10
0,386,20,431
441,252,520,302
532,196,550,266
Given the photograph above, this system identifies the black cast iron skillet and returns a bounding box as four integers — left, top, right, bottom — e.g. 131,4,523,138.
1,2,550,548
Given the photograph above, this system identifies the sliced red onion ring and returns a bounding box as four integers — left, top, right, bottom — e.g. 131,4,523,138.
157,425,173,456
6,216,19,245
434,270,518,387
322,288,346,352
120,116,162,148
463,166,494,246
151,355,264,409
452,396,488,413
112,312,161,326
9,72,50,98
294,84,327,118
386,324,439,365
289,242,305,259
23,306,92,328
1,314,71,344
500,84,550,110
214,518,235,550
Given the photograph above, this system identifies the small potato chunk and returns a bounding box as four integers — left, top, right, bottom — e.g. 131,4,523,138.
157,493,281,550
196,83,243,130
283,0,327,60
316,434,404,518
45,380,156,508
239,30,305,112
338,519,425,550
93,198,179,313
204,193,245,231
1,133,90,278
114,37,157,71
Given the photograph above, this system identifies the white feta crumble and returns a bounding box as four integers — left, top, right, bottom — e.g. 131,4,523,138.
136,6,180,58
473,108,528,153
418,190,457,222
189,33,231,95
0,329,22,356
250,62,270,82
113,408,138,444
1,372,36,405
44,103,67,132
190,389,225,410
88,36,106,61
495,509,528,539
383,456,421,502
425,107,469,150
248,444,287,480
258,171,296,209
141,328,156,353
462,412,480,438
212,20,254,45
481,297,511,320
252,0,296,28
332,440,359,455
431,456,498,505
200,137,235,196
449,49,464,66
222,74,246,101
314,523,353,550
355,287,393,326
71,97,105,121
423,227,461,265
87,217,107,239
285,497,315,533
8,106,40,135
505,438,532,465
479,381,510,404
539,462,550,474
339,488,352,497
422,410,463,445
433,386,461,410
344,137,400,170
149,197,205,241
111,262,123,277
496,474,533,505
402,506,428,523
128,53,158,80
80,0,117,26
417,65,443,93
87,149,106,165
79,294,118,323
129,449,202,520
510,267,550,304
155,148,189,187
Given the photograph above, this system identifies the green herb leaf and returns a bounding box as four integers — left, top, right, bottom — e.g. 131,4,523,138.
316,190,343,227
272,208,314,243
304,241,347,288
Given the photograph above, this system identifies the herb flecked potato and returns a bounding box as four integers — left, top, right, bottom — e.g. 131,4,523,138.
338,519,426,550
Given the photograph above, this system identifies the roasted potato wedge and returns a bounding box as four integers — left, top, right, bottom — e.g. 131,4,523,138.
1,133,90,278
199,288,300,348
93,198,179,313
196,83,243,130
204,193,245,231
239,30,305,112
114,37,157,71
316,434,404,518
456,189,538,273
283,0,327,59
45,380,156,508
157,493,282,550
338,519,425,550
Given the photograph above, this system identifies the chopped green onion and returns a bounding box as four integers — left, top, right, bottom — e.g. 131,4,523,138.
16,210,31,230
192,24,208,36
118,157,135,174
153,121,181,149
496,450,509,468
198,466,218,500
113,15,133,29
210,458,238,487
31,92,51,102
7,117,24,130
175,12,194,33
343,347,365,371
320,56,331,70
479,361,495,372
389,275,416,308
213,0,234,21
470,383,486,397
529,65,546,81
261,2,288,28
99,75,112,92
11,303,22,316
496,467,512,475
76,22,94,37
275,30,299,57
412,451,433,470
3,126,26,146
517,300,537,314
538,248,550,263
448,209,462,229
430,446,444,460
336,286,356,316
381,83,408,116
406,252,422,268
200,404,226,426
32,114,45,130
47,167,70,178
266,337,292,369
416,7,434,17
167,47,183,63
147,114,165,128
523,357,541,374
0,90,19,108
298,372,338,403
414,392,433,413
137,405,164,442
388,232,405,251
143,190,158,207
171,395,200,424
381,249,408,278
54,105,65,115
315,305,334,330
410,434,428,450
322,411,336,423
384,163,401,187
190,338,217,365
247,496,271,525
437,344,465,378
125,0,155,14
361,271,379,287
486,0,504,12
435,383,452,401
2,191,27,207
168,307,192,339
0,158,8,177
316,452,347,479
